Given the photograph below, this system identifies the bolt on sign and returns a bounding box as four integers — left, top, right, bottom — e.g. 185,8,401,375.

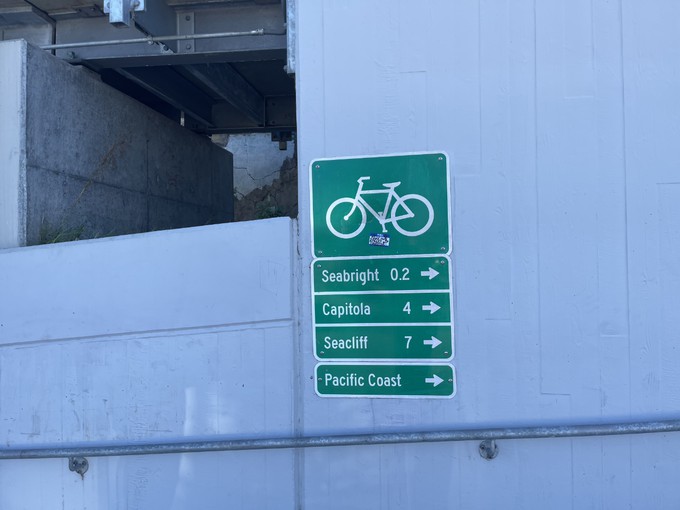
310,152,455,398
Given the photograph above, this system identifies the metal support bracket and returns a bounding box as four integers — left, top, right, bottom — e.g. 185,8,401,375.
272,131,293,150
68,456,89,479
478,440,499,460
177,11,195,53
103,0,145,28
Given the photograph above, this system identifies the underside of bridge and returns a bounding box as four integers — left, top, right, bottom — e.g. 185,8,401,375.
0,0,295,138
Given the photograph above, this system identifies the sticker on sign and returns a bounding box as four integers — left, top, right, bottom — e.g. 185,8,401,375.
368,233,390,247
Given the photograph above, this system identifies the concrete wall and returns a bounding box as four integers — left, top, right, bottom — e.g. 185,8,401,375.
1,23,52,47
0,218,296,509
0,39,233,249
227,133,295,196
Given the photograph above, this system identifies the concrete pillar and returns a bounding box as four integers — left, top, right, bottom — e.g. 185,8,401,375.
0,39,233,249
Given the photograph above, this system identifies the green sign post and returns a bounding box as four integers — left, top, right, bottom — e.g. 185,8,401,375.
315,363,456,398
310,152,455,398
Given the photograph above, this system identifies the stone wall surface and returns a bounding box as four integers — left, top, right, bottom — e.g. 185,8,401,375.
0,39,233,248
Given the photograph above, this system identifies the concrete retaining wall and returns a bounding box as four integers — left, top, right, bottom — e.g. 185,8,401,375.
0,218,296,509
227,133,295,195
0,39,233,249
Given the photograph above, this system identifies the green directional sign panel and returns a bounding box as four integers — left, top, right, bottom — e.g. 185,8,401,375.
309,151,456,399
315,363,456,398
315,325,453,360
310,153,451,257
313,256,450,293
314,292,451,324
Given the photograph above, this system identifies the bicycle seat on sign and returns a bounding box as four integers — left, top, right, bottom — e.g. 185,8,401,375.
382,181,401,188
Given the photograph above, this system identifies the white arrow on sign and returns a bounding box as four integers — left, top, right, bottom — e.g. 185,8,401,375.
422,301,441,314
420,267,440,280
423,336,442,349
425,374,444,387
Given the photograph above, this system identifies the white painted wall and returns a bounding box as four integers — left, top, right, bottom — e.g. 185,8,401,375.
294,0,680,508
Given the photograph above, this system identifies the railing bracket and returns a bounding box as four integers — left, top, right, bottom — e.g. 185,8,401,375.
478,440,498,460
68,456,89,479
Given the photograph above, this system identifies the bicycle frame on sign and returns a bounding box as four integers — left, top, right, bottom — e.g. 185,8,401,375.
346,177,412,226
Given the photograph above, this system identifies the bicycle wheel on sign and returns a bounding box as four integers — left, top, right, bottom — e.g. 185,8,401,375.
391,194,434,237
326,197,367,239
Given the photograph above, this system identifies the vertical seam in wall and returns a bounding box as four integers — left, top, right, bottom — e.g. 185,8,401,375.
618,0,633,503
293,3,317,505
533,0,545,394
478,0,483,174
18,41,28,247
570,440,576,510
292,217,304,510
320,2,327,154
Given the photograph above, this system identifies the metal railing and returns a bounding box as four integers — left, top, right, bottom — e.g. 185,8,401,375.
39,28,280,51
2,418,680,460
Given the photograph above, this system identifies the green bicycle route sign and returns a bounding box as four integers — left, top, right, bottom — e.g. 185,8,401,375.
310,152,454,399
310,153,451,258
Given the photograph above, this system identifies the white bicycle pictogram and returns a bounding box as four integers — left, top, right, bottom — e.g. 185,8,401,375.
326,176,434,239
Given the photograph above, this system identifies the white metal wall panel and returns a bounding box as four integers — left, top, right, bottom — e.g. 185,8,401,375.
296,0,680,508
0,221,292,344
0,218,296,509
